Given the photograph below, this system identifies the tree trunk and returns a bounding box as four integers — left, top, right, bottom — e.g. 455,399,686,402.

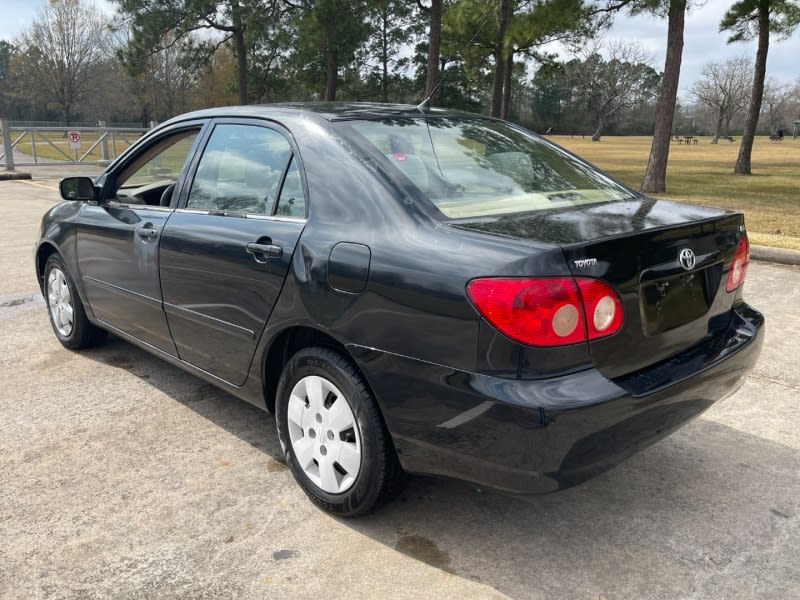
501,53,513,120
230,1,248,105
490,57,505,117
425,0,443,104
325,48,338,101
381,10,389,103
712,110,724,144
640,0,686,194
61,80,71,126
734,4,770,175
591,114,604,141
490,0,512,118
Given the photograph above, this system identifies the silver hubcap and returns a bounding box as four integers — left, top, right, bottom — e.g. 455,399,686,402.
287,375,362,494
47,268,74,337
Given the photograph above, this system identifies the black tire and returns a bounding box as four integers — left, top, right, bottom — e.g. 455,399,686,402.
43,254,106,349
275,346,403,516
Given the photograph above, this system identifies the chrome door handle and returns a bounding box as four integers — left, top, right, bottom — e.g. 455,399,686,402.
246,242,283,262
136,226,158,239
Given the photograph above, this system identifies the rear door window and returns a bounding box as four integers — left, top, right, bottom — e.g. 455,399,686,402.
274,156,306,218
186,124,292,215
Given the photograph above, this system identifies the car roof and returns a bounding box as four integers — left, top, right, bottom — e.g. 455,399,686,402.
160,102,475,127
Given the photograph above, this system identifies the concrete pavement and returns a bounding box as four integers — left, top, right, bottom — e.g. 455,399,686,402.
1,177,798,599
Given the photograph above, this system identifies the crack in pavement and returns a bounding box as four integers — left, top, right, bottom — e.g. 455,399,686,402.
749,371,800,392
0,291,43,308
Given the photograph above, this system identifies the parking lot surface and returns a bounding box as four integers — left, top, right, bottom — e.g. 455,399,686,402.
1,173,798,599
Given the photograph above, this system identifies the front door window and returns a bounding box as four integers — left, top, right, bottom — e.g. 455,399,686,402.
113,129,200,206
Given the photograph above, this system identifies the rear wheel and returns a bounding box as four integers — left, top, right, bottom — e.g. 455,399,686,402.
275,347,402,516
44,254,106,349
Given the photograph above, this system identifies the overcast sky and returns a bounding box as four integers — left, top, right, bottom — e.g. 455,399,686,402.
2,0,798,94
606,0,800,89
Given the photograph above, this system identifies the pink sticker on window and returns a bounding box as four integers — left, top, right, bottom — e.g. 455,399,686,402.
392,152,408,161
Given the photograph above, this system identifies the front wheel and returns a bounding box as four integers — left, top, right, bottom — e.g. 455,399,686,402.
275,347,402,516
44,254,106,349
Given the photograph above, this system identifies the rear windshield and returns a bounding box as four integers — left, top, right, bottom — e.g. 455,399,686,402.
345,118,634,219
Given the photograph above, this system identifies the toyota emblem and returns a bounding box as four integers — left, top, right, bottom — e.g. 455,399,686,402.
679,248,696,270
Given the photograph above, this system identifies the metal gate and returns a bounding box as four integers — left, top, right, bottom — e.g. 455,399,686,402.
1,120,151,170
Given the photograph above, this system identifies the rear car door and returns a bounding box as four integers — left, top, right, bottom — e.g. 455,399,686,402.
158,120,308,385
76,123,206,354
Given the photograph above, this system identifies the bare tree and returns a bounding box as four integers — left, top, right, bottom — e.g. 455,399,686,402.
568,41,660,141
17,0,110,125
689,57,751,143
144,36,198,120
761,77,796,134
791,78,800,137
82,28,197,124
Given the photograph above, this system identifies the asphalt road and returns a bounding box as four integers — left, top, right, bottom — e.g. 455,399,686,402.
1,173,798,600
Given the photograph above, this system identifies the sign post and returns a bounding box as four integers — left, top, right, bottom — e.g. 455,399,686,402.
1,119,14,171
67,130,81,162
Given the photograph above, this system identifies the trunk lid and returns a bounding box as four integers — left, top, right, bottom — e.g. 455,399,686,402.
458,198,747,378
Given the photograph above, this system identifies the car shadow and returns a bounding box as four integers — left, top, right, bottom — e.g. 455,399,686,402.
81,335,799,599
81,335,283,458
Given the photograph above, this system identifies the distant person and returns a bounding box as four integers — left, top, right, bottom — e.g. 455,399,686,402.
545,127,553,136
778,129,784,140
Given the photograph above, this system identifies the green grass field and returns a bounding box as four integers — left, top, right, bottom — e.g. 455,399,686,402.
554,135,800,250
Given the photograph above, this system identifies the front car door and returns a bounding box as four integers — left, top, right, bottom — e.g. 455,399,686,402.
77,123,206,354
158,120,308,385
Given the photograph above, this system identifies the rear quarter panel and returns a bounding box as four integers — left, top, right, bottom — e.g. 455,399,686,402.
259,115,577,376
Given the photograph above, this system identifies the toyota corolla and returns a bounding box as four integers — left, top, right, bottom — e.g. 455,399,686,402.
35,104,764,515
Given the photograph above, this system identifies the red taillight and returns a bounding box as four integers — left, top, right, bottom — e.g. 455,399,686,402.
466,277,623,347
576,278,624,340
726,235,750,292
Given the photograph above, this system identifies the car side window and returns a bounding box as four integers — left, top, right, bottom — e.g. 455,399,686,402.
113,129,200,207
186,124,292,215
274,156,306,218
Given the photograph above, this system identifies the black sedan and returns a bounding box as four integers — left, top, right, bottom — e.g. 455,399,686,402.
36,104,764,515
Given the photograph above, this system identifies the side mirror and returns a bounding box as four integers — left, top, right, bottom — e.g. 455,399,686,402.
60,177,96,201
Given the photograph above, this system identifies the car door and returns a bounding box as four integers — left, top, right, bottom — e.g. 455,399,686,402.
76,123,207,354
158,120,308,385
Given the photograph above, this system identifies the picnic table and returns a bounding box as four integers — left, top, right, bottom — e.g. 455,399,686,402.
672,135,698,144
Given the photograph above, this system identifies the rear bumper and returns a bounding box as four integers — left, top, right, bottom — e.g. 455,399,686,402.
350,302,764,494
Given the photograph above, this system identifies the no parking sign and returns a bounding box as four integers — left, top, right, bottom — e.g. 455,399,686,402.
67,130,81,150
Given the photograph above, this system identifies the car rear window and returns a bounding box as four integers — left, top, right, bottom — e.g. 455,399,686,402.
345,118,634,219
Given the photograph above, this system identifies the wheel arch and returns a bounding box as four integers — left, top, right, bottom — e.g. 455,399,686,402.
262,325,356,413
35,241,61,292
